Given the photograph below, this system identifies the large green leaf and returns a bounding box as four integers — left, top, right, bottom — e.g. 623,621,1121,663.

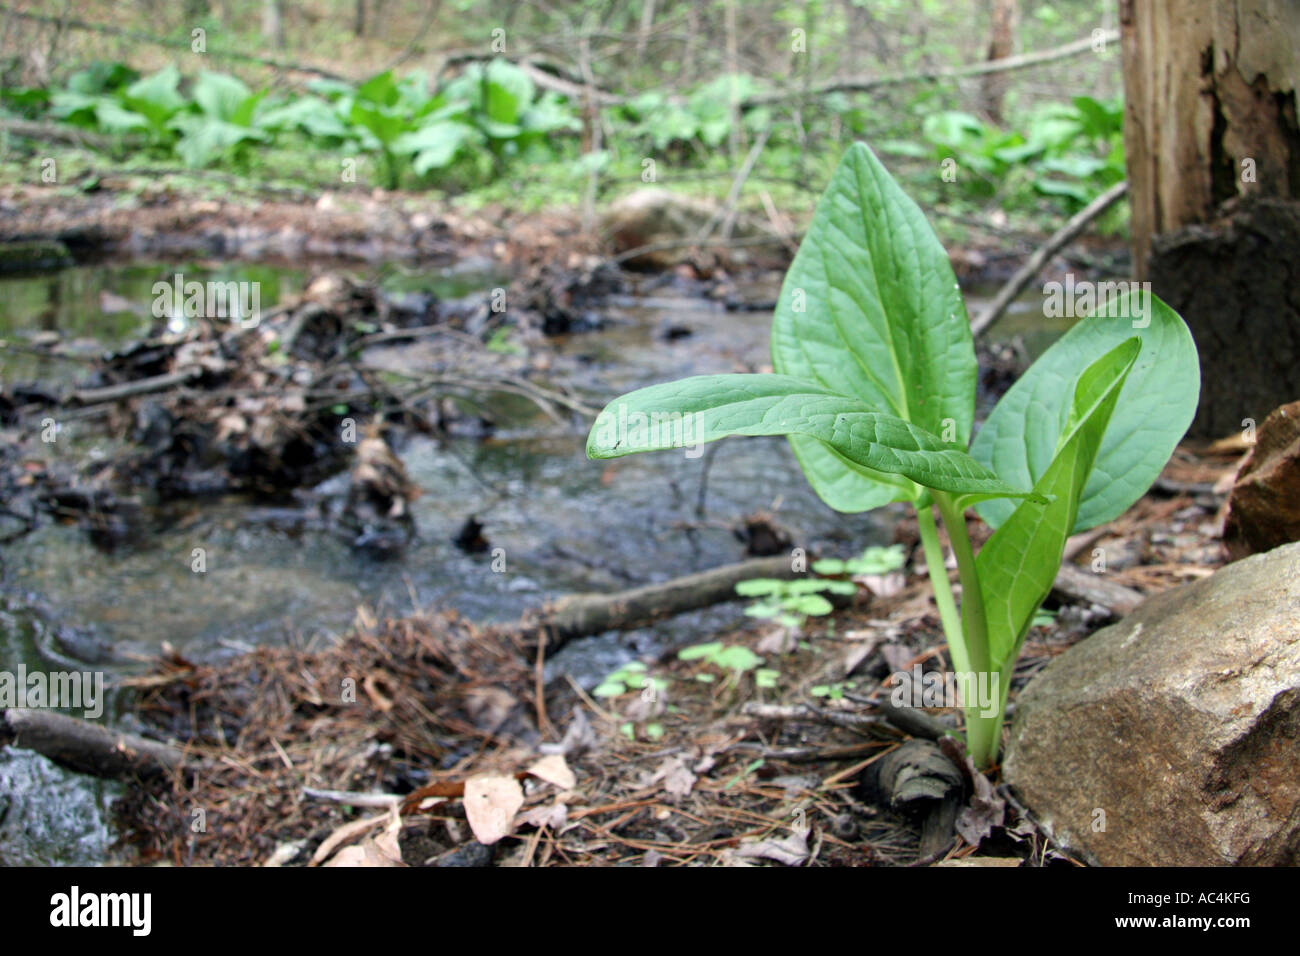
256,97,350,139
68,61,138,95
122,66,184,130
356,71,400,108
349,101,407,146
586,374,1040,504
771,141,976,511
394,121,478,174
49,91,103,126
171,115,267,167
93,99,150,134
125,66,184,111
971,290,1198,533
193,71,252,121
484,59,534,126
976,338,1140,676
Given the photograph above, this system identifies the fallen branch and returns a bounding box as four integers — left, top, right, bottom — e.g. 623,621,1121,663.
744,31,1118,106
742,698,955,742
970,180,1129,337
69,366,203,406
1,118,115,150
520,554,803,656
1,708,185,779
1,7,347,80
703,125,773,242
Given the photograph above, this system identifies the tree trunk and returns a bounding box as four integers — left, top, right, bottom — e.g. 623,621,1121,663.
1120,0,1299,278
980,0,1018,125
635,0,654,60
263,0,286,50
1120,0,1300,438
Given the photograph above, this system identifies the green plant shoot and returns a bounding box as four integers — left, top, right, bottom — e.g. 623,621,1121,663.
587,142,1199,768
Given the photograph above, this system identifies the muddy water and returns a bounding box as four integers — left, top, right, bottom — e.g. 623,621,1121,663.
0,259,1063,863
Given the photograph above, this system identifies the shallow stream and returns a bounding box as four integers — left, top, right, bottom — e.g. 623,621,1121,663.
0,257,1063,863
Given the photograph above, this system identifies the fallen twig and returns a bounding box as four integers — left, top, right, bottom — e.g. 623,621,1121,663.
745,31,1119,106
520,554,804,656
970,180,1129,337
69,366,203,406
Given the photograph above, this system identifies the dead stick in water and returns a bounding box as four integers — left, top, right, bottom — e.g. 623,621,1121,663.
519,554,803,657
1,708,185,779
970,180,1128,338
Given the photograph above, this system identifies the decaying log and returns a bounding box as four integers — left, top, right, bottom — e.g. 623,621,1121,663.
521,554,804,656
0,708,185,779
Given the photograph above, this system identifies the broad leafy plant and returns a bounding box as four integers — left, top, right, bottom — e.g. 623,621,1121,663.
15,59,579,184
587,142,1198,768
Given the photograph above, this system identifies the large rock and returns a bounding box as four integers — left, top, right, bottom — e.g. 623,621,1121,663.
1003,542,1300,866
601,189,761,268
1224,400,1300,560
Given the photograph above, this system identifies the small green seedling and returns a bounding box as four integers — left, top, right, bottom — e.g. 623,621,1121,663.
485,326,524,355
589,142,1199,768
677,641,764,673
810,681,858,701
593,660,668,699
735,576,856,628
1030,608,1057,629
811,544,906,577
619,720,664,741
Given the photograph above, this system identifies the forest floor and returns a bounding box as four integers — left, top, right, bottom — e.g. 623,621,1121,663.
3,173,1223,868
111,440,1240,868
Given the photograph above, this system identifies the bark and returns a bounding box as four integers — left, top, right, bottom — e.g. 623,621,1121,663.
263,0,286,50
1120,0,1300,278
981,0,1019,124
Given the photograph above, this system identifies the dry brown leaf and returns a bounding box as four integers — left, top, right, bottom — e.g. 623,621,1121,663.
735,830,809,866
857,571,906,597
319,807,404,867
309,812,389,865
464,774,525,845
756,626,799,655
518,801,568,830
643,756,695,798
526,754,576,790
